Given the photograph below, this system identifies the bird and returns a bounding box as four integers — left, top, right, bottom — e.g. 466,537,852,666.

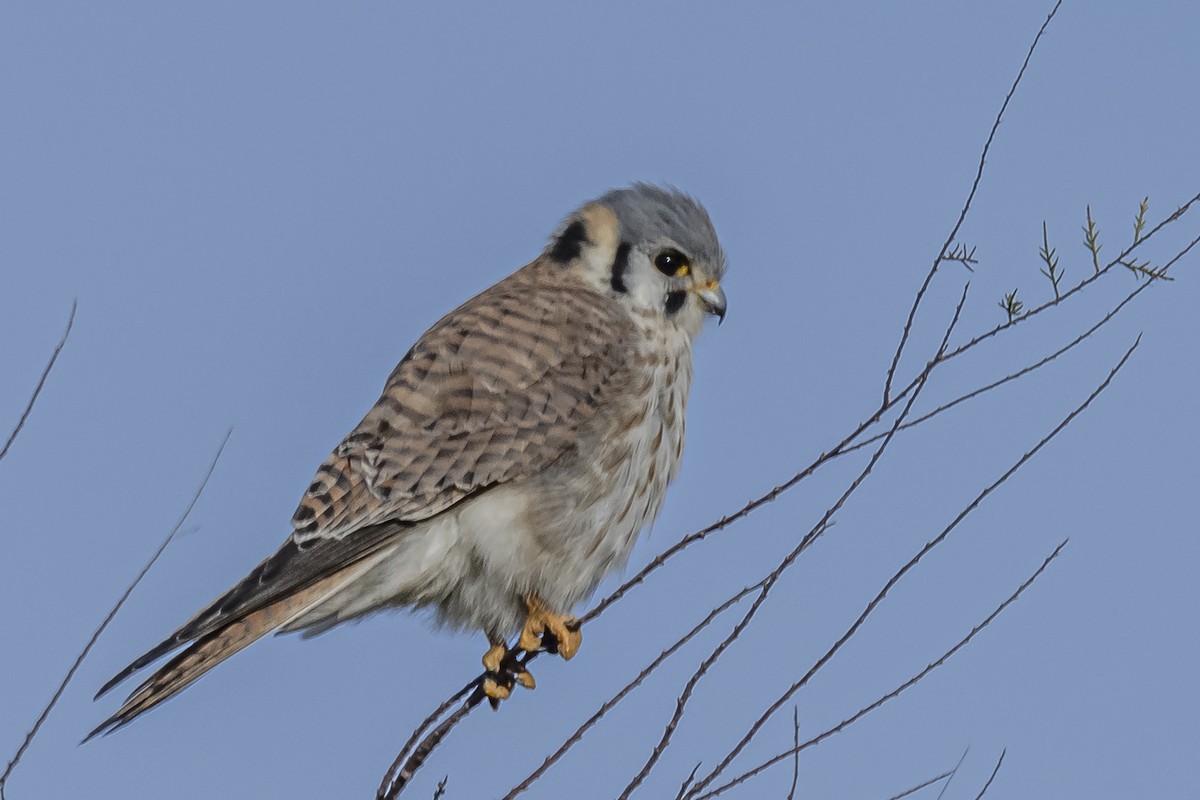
89,183,727,739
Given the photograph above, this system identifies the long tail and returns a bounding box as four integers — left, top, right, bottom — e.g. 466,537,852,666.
85,557,378,741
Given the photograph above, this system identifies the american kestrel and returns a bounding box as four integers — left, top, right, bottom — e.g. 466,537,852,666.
90,184,727,737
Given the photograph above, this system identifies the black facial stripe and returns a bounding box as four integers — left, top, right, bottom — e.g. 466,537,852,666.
549,219,589,264
664,290,687,315
610,241,631,293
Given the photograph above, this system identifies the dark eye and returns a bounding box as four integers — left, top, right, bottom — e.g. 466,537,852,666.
654,249,691,277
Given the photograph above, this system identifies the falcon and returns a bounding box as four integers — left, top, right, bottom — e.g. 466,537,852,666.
90,184,727,737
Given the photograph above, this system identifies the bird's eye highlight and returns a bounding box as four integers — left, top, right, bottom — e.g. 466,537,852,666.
654,249,691,277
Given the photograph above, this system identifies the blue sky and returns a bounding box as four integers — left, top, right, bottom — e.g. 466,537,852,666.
2,2,1197,798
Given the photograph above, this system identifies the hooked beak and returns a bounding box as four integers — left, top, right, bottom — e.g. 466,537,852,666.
695,279,727,324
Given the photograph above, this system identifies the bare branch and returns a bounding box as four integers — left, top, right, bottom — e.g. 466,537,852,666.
844,271,1156,457
0,428,231,797
380,700,476,800
677,763,703,800
786,707,800,800
1154,231,1200,275
377,680,478,800
886,768,955,800
934,747,969,800
973,750,1007,800
582,440,859,625
884,0,1063,403
693,541,1066,800
0,300,76,465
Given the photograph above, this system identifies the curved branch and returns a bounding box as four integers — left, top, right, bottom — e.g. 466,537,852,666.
973,750,1007,800
0,300,76,465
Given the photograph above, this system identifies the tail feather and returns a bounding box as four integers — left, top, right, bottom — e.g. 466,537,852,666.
94,638,181,701
86,556,383,741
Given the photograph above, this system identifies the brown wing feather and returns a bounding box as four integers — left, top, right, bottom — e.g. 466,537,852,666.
291,278,635,541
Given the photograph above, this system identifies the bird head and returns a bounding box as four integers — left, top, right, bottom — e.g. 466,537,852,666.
543,184,727,337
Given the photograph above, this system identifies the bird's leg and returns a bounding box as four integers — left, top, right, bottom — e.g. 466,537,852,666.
518,593,582,660
481,634,535,705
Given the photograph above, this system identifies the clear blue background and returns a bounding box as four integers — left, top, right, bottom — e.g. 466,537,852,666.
2,3,1197,798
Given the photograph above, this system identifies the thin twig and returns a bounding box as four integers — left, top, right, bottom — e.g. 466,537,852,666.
0,428,231,798
431,776,448,800
693,541,1066,799
1155,231,1200,275
887,768,955,800
581,425,869,626
934,747,969,800
377,680,478,800
380,702,475,800
973,750,1006,799
884,0,1063,403
786,707,800,800
677,763,703,799
0,300,76,465
380,647,551,798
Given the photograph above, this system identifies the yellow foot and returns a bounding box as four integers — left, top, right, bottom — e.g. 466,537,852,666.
480,639,536,707
482,643,507,673
482,676,510,701
517,594,582,660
